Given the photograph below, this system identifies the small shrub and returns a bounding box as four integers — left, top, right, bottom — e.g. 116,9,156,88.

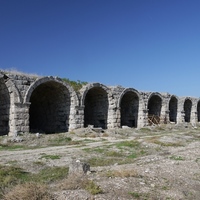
82,139,97,143
88,157,121,167
61,175,103,195
62,78,87,91
129,191,140,198
102,133,109,137
49,136,71,144
162,185,170,190
127,152,137,159
129,191,150,199
39,153,61,160
83,146,109,154
0,144,24,151
0,165,29,189
139,127,152,132
116,140,140,148
0,164,68,198
92,147,105,153
6,160,18,165
84,180,103,195
105,150,124,157
169,155,185,161
104,169,138,178
3,182,53,200
31,166,69,183
48,135,81,146
33,161,45,166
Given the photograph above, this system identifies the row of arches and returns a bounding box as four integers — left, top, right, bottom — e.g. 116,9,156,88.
26,79,197,133
0,76,199,136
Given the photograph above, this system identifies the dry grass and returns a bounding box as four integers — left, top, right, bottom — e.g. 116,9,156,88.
103,168,138,178
60,174,103,195
0,164,68,198
102,132,109,137
1,68,40,78
145,136,184,147
3,182,54,200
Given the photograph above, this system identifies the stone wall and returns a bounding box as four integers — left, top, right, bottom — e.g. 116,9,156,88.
0,70,199,136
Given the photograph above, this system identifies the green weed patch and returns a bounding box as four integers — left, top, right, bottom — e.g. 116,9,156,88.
39,153,61,160
115,140,140,148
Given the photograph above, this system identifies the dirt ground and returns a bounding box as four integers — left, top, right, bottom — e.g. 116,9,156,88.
0,124,200,200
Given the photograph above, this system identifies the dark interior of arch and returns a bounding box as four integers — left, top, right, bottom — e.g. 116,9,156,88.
84,87,108,129
148,95,162,124
120,91,139,128
169,97,178,123
184,99,192,122
29,81,70,133
197,101,200,122
0,79,10,135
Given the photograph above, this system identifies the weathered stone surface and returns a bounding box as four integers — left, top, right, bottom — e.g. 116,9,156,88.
69,160,90,176
0,70,199,136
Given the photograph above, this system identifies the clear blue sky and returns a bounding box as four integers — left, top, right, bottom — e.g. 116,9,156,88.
0,0,200,97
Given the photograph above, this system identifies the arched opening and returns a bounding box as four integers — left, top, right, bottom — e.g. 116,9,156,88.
120,91,139,128
197,101,200,122
29,81,70,133
84,87,108,129
148,95,162,125
169,96,178,123
184,99,192,122
0,79,10,135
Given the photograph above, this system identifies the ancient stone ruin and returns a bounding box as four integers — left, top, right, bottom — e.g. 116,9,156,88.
0,70,199,136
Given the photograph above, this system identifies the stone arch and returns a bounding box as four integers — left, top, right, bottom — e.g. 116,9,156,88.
81,83,109,129
197,99,200,122
5,79,22,104
184,98,192,122
147,93,162,124
24,77,77,133
5,78,23,135
168,95,178,123
118,88,140,128
0,73,22,135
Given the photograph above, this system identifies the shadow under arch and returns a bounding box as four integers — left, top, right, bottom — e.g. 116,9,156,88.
168,95,178,123
24,77,76,133
147,92,163,124
81,83,109,129
118,88,140,128
197,99,200,122
0,78,11,135
183,98,192,122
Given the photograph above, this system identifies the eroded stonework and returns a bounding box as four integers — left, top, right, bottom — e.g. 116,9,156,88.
0,70,199,136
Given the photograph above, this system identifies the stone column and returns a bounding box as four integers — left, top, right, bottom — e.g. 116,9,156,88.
9,102,30,136
140,109,148,127
163,110,170,124
191,111,197,125
69,106,84,131
160,103,167,124
137,108,147,128
177,110,185,124
176,99,184,124
191,100,197,125
107,105,120,129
